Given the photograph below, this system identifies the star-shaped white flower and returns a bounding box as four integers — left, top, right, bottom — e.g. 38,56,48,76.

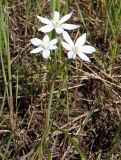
37,11,80,34
30,35,58,59
62,31,96,62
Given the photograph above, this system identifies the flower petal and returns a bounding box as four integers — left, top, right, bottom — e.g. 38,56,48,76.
54,11,60,21
81,45,96,54
77,52,90,62
61,23,80,30
62,41,71,51
43,35,49,43
30,47,43,54
55,27,64,34
67,51,76,59
49,45,58,50
42,50,50,59
59,12,72,24
31,38,42,46
75,33,86,47
62,31,74,46
49,38,58,46
37,16,51,24
38,24,54,33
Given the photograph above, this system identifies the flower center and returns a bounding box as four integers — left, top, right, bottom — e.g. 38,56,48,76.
72,46,78,53
54,20,60,28
42,42,48,49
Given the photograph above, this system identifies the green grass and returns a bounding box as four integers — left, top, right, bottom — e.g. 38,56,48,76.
104,0,121,73
0,0,14,128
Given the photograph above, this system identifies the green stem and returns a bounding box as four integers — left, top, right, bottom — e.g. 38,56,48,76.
31,77,55,160
46,78,55,128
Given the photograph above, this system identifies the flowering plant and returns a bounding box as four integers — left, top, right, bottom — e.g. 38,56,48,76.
31,11,95,61
30,9,96,159
37,11,80,34
31,35,58,59
62,31,96,62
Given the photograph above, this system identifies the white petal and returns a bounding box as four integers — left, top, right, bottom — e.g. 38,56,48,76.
62,41,71,51
49,38,58,46
30,47,43,54
77,52,90,62
61,23,80,30
55,27,64,34
49,45,58,50
67,51,76,59
37,16,51,24
62,31,74,46
43,35,49,43
42,50,50,59
38,24,54,33
75,33,86,47
54,11,60,21
81,45,96,54
59,12,72,24
31,38,42,46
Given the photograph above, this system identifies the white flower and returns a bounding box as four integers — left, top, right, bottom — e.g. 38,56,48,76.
62,31,96,62
30,35,58,59
37,11,80,34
